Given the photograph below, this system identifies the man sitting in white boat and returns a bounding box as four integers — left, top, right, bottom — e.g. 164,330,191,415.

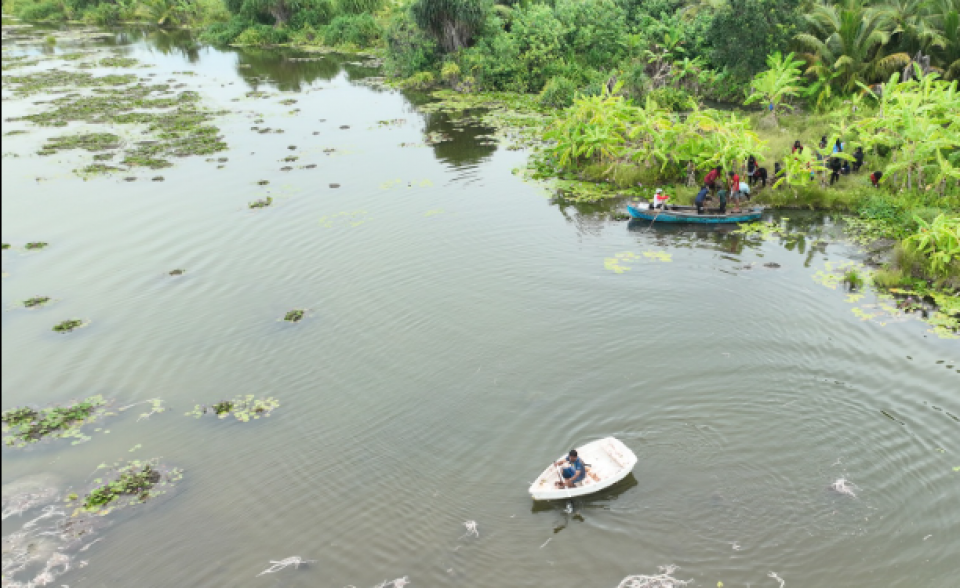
554,449,599,488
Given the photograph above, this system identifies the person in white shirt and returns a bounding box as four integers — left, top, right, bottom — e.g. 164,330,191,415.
650,188,669,209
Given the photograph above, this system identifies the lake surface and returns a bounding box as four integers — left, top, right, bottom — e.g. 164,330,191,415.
2,26,957,588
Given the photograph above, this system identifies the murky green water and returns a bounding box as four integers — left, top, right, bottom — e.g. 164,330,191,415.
2,26,958,588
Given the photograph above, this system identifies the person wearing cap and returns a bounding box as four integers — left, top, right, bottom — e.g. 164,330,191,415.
650,188,669,210
555,450,586,488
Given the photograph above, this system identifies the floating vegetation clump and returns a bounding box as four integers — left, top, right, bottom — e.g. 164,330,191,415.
98,56,141,68
53,319,86,333
25,242,48,250
187,394,280,422
39,132,121,155
279,98,297,105
80,458,183,515
1,395,109,447
283,309,305,323
2,243,10,250
249,197,273,209
3,69,227,176
169,268,186,276
604,251,673,273
23,296,51,308
3,70,138,96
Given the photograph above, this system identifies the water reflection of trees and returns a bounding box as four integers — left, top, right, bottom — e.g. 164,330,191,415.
233,48,342,91
417,110,498,168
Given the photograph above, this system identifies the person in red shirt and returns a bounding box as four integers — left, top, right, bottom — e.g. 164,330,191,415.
703,166,721,193
728,170,742,212
870,171,883,187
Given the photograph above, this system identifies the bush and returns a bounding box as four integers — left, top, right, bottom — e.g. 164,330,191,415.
646,87,694,112
85,2,121,26
384,9,439,78
16,0,66,21
290,0,336,28
440,62,460,84
539,75,577,108
554,0,627,70
233,24,290,46
200,16,252,45
324,13,382,47
401,71,435,89
336,0,383,14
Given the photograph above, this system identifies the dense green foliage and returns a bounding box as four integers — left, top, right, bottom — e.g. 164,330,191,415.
7,0,229,27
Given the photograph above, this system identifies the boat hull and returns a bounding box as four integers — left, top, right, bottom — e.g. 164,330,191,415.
529,437,638,501
627,205,762,224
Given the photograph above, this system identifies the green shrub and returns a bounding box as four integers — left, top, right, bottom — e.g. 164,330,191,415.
85,2,121,26
441,62,460,84
200,16,252,45
16,0,66,21
233,24,289,46
290,0,335,28
384,10,439,78
539,75,577,108
401,71,435,89
324,13,382,47
336,0,383,14
646,87,694,112
554,0,627,70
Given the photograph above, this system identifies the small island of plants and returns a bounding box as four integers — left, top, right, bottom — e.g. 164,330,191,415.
1,395,110,447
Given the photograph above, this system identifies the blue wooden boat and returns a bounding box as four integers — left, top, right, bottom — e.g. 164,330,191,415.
627,205,763,224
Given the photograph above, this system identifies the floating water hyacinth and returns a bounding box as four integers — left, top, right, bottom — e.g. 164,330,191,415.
187,395,280,422
2,395,111,447
79,458,183,516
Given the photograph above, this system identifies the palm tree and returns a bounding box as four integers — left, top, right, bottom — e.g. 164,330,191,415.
881,0,942,55
795,0,911,91
927,0,960,79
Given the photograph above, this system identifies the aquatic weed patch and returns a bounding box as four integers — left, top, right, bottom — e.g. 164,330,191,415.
5,69,227,175
3,70,138,96
39,132,121,155
23,296,51,308
98,56,142,68
283,309,305,322
53,319,86,333
187,394,280,422
79,458,182,515
25,242,48,250
1,395,109,447
604,251,673,273
249,196,273,209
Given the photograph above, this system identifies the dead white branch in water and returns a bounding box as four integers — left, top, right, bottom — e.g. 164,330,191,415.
768,571,785,587
829,478,858,498
618,565,690,588
461,520,479,539
256,557,315,577
373,577,410,588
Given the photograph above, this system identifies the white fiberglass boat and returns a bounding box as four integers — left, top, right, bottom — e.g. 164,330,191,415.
529,437,638,501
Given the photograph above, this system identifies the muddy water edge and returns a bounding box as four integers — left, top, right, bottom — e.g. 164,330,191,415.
2,23,958,588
